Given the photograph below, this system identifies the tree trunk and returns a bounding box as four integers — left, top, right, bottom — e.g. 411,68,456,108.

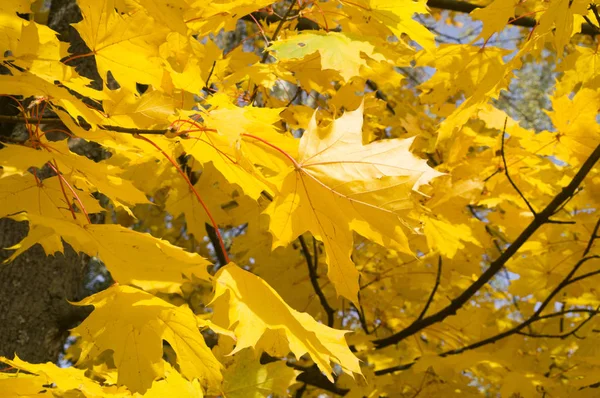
0,0,94,365
0,219,87,363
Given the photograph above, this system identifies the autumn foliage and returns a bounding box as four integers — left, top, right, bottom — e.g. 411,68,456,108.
2,0,600,396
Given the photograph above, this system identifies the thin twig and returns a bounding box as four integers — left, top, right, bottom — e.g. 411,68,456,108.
583,217,600,257
248,0,297,104
203,61,217,93
416,256,442,322
500,118,537,216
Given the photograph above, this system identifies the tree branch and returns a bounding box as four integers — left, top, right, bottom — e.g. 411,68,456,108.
206,223,228,270
375,256,600,376
373,143,600,350
0,115,172,135
427,0,598,36
438,255,600,356
500,118,537,216
243,0,598,36
298,235,336,327
261,353,348,396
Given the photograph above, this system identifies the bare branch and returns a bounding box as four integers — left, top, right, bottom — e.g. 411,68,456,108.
375,256,600,376
298,236,335,327
583,217,600,257
373,143,600,350
500,118,536,216
427,0,597,36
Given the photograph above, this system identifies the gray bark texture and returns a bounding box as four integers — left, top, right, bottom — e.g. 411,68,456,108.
0,219,87,363
0,0,92,365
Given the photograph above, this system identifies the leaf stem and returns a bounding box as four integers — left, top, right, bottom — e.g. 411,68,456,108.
241,133,301,169
47,160,91,224
133,134,230,264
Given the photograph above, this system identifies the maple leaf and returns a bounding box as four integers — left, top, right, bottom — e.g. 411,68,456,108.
0,355,106,397
221,348,299,398
0,144,53,177
264,103,440,302
0,72,105,127
1,0,33,14
535,0,589,58
0,174,104,225
73,0,168,91
423,215,481,258
72,285,222,393
211,263,361,381
0,140,149,214
269,31,388,81
143,362,205,398
7,213,211,292
342,0,435,51
470,0,519,41
184,0,277,35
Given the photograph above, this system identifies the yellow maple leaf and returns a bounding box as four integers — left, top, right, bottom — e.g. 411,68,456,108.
7,213,212,292
184,0,276,35
0,355,106,397
557,46,600,95
0,144,53,177
99,87,177,129
3,139,149,214
470,0,519,41
340,0,435,51
0,174,103,222
73,0,168,90
535,0,589,58
0,71,104,127
269,31,388,81
221,348,299,398
0,0,33,14
141,362,204,398
72,285,222,394
211,263,361,382
264,104,440,302
165,164,233,240
423,216,481,258
3,18,73,82
519,88,600,166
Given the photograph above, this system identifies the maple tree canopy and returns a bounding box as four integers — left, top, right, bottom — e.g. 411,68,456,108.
2,0,600,396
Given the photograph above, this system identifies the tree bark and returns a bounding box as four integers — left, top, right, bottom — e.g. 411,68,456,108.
0,219,87,363
0,0,93,366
